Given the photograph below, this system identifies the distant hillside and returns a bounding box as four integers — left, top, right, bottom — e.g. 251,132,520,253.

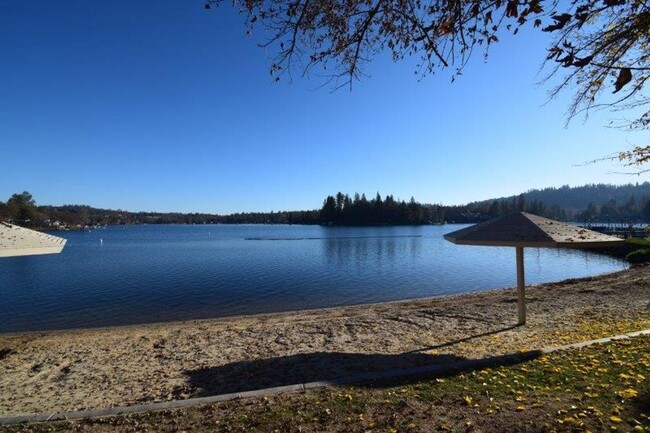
31,205,320,227
0,194,319,228
445,182,650,223
2,183,649,228
479,183,650,215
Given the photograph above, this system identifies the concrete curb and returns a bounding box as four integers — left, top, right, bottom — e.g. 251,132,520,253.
2,328,650,426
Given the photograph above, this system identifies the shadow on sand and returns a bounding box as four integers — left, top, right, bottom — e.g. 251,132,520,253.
404,324,520,354
185,325,539,396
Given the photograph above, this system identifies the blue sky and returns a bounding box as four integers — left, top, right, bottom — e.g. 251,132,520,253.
0,1,646,213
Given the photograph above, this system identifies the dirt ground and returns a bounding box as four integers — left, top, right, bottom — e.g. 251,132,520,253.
1,265,649,417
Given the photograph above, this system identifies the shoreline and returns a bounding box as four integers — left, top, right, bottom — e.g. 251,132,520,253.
2,264,649,417
0,266,630,338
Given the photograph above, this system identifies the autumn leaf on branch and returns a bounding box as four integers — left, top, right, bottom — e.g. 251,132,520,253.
613,68,632,93
204,0,649,168
542,14,572,32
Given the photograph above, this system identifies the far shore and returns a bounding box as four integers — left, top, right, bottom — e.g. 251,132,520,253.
1,265,649,417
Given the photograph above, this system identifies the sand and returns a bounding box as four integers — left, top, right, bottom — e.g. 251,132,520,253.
1,265,649,417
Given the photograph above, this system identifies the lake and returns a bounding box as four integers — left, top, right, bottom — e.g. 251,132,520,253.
0,224,627,333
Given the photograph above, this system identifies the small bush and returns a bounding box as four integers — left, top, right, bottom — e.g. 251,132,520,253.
626,237,650,247
626,248,650,263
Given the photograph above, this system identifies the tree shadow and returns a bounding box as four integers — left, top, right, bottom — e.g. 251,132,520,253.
185,339,540,397
415,309,496,324
404,324,520,354
630,389,650,423
186,351,464,396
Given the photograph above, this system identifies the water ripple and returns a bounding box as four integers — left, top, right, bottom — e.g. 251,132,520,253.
0,224,626,332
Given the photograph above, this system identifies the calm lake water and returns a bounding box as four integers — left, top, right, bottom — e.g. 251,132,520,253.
0,224,626,332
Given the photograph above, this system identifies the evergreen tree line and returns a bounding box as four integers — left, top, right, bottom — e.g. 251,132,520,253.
217,210,319,225
443,195,568,224
576,198,650,223
319,192,444,225
491,183,650,216
444,194,650,223
319,186,650,226
1,183,649,229
0,192,320,227
451,183,650,223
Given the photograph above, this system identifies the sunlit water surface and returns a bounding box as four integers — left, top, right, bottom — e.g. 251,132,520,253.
0,224,626,332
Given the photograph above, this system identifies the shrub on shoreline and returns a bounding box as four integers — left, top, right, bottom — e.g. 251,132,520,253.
627,248,650,263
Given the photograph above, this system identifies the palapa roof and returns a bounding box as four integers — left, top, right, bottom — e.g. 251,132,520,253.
0,222,67,257
443,212,625,248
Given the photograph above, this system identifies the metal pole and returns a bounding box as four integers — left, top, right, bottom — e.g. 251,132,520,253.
516,246,526,325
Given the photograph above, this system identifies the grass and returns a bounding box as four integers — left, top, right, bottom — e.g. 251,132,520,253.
625,238,650,263
5,333,650,432
627,238,650,247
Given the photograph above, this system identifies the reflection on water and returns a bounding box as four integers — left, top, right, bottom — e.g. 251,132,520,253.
324,235,420,267
0,224,626,332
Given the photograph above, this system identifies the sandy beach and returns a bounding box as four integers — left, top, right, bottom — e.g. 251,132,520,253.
1,265,649,418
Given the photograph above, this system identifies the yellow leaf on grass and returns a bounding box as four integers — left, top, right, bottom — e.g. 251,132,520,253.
610,416,623,423
618,388,638,399
464,396,473,405
557,417,578,425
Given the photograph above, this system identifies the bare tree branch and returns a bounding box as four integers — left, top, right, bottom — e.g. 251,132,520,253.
205,0,649,169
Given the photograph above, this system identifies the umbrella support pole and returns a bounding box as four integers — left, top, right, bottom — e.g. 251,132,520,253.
516,246,526,325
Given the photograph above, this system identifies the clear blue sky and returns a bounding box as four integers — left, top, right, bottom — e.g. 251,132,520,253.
0,1,646,213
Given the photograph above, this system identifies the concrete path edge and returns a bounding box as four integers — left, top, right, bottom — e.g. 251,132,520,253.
2,328,649,426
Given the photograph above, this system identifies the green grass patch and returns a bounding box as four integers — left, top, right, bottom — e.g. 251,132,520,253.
628,249,650,263
627,238,650,247
624,238,650,263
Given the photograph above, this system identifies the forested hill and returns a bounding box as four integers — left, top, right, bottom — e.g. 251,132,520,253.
481,183,650,215
0,194,319,227
318,183,650,225
318,192,444,226
446,182,650,223
1,182,649,228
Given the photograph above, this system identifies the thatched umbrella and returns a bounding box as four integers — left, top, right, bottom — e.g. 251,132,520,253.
0,221,67,258
443,212,624,325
